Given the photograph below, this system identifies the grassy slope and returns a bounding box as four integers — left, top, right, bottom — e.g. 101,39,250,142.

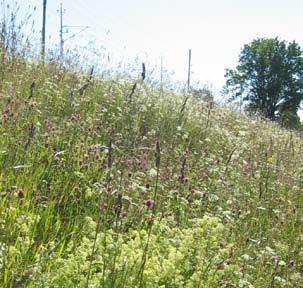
0,58,302,287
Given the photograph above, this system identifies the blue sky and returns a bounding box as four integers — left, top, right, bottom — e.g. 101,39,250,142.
14,0,303,116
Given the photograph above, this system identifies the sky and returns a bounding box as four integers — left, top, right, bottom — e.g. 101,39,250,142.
12,0,303,116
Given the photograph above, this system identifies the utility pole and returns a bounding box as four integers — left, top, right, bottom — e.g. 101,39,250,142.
187,49,192,92
59,3,64,59
160,56,163,93
58,2,90,60
41,0,47,61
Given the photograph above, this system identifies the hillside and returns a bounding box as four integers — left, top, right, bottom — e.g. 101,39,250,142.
0,58,302,287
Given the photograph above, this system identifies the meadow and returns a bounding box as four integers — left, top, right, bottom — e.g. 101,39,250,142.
0,52,302,287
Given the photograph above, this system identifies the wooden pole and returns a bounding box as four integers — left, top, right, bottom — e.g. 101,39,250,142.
160,56,163,93
41,0,47,61
60,3,64,59
187,49,191,92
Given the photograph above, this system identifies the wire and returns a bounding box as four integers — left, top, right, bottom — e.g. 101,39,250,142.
64,26,90,41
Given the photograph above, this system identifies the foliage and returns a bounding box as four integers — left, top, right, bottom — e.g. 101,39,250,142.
28,216,238,287
191,86,214,103
224,38,303,128
0,56,302,287
0,1,35,62
0,8,302,286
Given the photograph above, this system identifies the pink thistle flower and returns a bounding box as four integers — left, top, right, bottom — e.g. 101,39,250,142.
143,199,154,209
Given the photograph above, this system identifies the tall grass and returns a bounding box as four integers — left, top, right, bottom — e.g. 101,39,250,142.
0,4,302,287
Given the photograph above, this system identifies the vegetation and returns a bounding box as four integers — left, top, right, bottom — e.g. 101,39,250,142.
224,38,303,129
0,52,302,287
0,4,302,287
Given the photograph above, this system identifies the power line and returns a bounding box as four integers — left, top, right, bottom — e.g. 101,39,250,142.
58,2,90,59
63,26,90,42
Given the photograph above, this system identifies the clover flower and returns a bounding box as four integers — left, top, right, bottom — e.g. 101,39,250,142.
143,199,154,209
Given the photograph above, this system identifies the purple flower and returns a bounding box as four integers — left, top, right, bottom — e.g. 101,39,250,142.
143,199,154,209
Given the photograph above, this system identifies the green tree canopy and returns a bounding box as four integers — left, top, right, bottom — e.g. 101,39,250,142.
224,38,303,128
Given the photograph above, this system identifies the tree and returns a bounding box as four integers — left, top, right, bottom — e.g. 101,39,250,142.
224,38,303,128
192,86,214,103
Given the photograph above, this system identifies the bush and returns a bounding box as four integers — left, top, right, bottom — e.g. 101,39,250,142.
32,216,239,288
